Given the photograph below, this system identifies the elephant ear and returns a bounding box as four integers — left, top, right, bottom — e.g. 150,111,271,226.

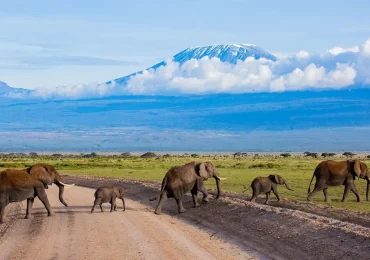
28,165,53,185
353,160,362,177
197,163,209,180
274,175,284,185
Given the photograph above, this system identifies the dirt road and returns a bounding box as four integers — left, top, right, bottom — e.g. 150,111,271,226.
0,185,255,260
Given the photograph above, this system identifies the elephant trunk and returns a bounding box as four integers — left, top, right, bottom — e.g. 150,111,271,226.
54,174,74,207
366,178,370,201
284,182,294,191
55,182,68,207
215,177,221,199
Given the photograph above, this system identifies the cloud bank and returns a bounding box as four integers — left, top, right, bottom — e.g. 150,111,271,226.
29,38,370,98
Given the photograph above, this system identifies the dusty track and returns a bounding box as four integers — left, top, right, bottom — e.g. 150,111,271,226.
0,184,254,260
1,175,370,260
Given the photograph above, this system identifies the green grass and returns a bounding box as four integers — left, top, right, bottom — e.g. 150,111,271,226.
1,156,370,212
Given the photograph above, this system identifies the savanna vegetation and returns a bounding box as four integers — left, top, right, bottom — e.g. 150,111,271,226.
1,152,370,212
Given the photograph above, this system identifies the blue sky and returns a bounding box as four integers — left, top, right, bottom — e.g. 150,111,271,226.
1,0,370,89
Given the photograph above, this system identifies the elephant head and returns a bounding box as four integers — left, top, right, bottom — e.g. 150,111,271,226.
113,186,125,211
113,186,124,199
269,174,294,191
197,162,226,199
26,164,74,206
352,160,370,201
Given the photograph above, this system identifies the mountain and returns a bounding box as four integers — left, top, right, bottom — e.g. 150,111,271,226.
0,81,31,98
110,44,276,85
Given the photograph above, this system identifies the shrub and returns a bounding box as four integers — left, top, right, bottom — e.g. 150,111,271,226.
121,152,131,158
304,152,318,158
280,153,291,158
343,152,356,158
140,152,157,158
191,153,199,158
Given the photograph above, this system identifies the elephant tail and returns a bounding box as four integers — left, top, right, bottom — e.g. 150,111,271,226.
149,177,167,201
307,171,316,194
241,184,251,193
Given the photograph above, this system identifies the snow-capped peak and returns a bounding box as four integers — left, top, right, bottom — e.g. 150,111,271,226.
111,43,276,85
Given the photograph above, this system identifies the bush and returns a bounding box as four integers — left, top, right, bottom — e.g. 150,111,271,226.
140,152,157,158
304,152,318,158
343,152,356,158
280,153,291,158
29,152,39,157
121,152,131,158
191,153,199,158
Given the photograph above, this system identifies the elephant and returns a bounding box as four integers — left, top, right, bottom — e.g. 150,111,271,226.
247,174,293,204
91,186,126,213
307,160,370,202
154,161,226,215
24,163,74,207
0,169,53,223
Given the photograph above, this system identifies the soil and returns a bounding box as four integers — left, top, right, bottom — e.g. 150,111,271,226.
0,175,370,260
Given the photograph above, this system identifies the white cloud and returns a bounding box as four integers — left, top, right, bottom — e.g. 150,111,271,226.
296,50,310,59
13,37,370,98
33,82,115,99
326,46,360,56
362,38,370,56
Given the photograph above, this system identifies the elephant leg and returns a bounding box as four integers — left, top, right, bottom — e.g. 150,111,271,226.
350,185,361,202
341,185,351,202
25,198,35,219
265,192,271,205
175,195,187,214
155,192,168,215
272,186,281,202
91,198,101,213
307,183,325,202
196,178,209,202
36,188,53,216
323,188,331,202
191,188,200,208
100,203,104,212
0,206,5,224
122,198,126,211
250,188,259,203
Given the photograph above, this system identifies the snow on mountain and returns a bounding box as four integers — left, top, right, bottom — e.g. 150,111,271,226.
0,81,31,98
111,44,276,85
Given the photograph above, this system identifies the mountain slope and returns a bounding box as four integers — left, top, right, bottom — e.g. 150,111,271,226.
0,81,31,98
111,44,276,85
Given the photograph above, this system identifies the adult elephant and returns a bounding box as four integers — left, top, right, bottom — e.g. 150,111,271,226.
0,169,53,223
24,164,74,207
307,160,370,202
154,161,226,215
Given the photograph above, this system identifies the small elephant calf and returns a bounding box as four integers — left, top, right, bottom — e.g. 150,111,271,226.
91,186,126,213
247,174,293,204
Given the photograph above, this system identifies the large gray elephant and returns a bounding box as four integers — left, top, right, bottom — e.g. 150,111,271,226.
154,161,226,215
247,174,293,204
24,163,74,207
0,169,53,223
307,160,370,202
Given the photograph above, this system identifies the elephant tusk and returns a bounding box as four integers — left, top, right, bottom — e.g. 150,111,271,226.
59,181,75,188
218,177,227,180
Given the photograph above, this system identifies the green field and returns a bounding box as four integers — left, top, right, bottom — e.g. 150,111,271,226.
1,155,370,212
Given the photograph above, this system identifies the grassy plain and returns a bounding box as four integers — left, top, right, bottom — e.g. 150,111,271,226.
1,155,369,212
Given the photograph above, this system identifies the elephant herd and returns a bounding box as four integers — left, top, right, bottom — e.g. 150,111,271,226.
0,159,369,223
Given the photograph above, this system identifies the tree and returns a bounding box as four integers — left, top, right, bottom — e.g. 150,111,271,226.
121,152,131,158
140,152,157,158
343,152,356,158
29,152,38,157
304,152,318,158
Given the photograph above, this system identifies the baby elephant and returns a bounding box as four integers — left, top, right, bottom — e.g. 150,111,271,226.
91,186,126,213
248,174,293,204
